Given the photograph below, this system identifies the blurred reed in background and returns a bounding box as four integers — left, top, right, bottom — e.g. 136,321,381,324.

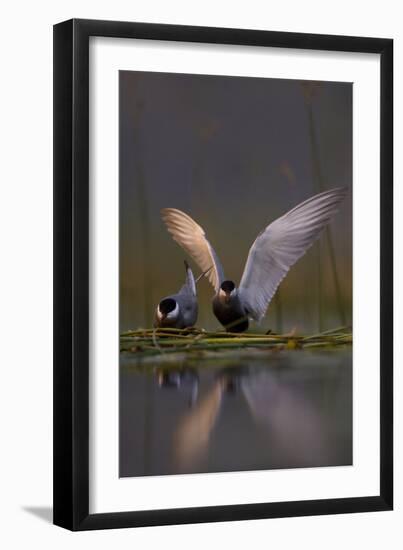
119,71,352,334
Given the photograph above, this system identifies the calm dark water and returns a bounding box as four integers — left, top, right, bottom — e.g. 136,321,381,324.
119,350,352,477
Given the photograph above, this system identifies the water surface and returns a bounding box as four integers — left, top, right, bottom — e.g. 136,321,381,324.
120,349,352,477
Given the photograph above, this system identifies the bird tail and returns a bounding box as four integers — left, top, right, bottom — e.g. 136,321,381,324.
182,261,212,296
184,260,197,296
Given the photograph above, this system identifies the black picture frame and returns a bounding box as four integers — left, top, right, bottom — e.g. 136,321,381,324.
53,18,393,531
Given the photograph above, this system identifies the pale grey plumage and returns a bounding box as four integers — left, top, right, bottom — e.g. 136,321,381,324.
239,187,347,320
161,187,347,327
154,262,198,329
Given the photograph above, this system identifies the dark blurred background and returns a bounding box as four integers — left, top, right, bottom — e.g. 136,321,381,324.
119,71,352,334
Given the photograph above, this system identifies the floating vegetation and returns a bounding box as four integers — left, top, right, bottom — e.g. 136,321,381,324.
120,325,352,359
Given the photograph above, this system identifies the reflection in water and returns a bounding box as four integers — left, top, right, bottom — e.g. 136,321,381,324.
174,377,224,471
157,368,199,407
241,370,325,465
119,350,352,477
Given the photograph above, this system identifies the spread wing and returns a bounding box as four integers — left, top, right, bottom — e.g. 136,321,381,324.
239,187,347,321
161,208,224,292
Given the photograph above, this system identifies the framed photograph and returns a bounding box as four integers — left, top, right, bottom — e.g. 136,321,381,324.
53,19,393,530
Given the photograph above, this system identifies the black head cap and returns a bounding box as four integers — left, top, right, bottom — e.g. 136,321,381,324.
159,298,177,314
220,280,235,293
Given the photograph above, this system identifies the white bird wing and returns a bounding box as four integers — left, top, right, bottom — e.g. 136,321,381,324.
161,208,225,292
239,187,347,321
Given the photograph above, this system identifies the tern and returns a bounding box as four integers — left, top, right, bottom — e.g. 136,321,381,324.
154,261,210,329
161,187,347,332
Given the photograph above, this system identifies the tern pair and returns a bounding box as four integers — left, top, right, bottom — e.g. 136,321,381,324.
154,187,347,332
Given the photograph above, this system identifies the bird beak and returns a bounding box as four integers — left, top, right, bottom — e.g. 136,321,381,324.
219,288,232,303
195,265,213,284
157,308,165,321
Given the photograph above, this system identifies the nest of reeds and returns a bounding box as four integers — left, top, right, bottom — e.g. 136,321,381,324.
120,326,352,358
